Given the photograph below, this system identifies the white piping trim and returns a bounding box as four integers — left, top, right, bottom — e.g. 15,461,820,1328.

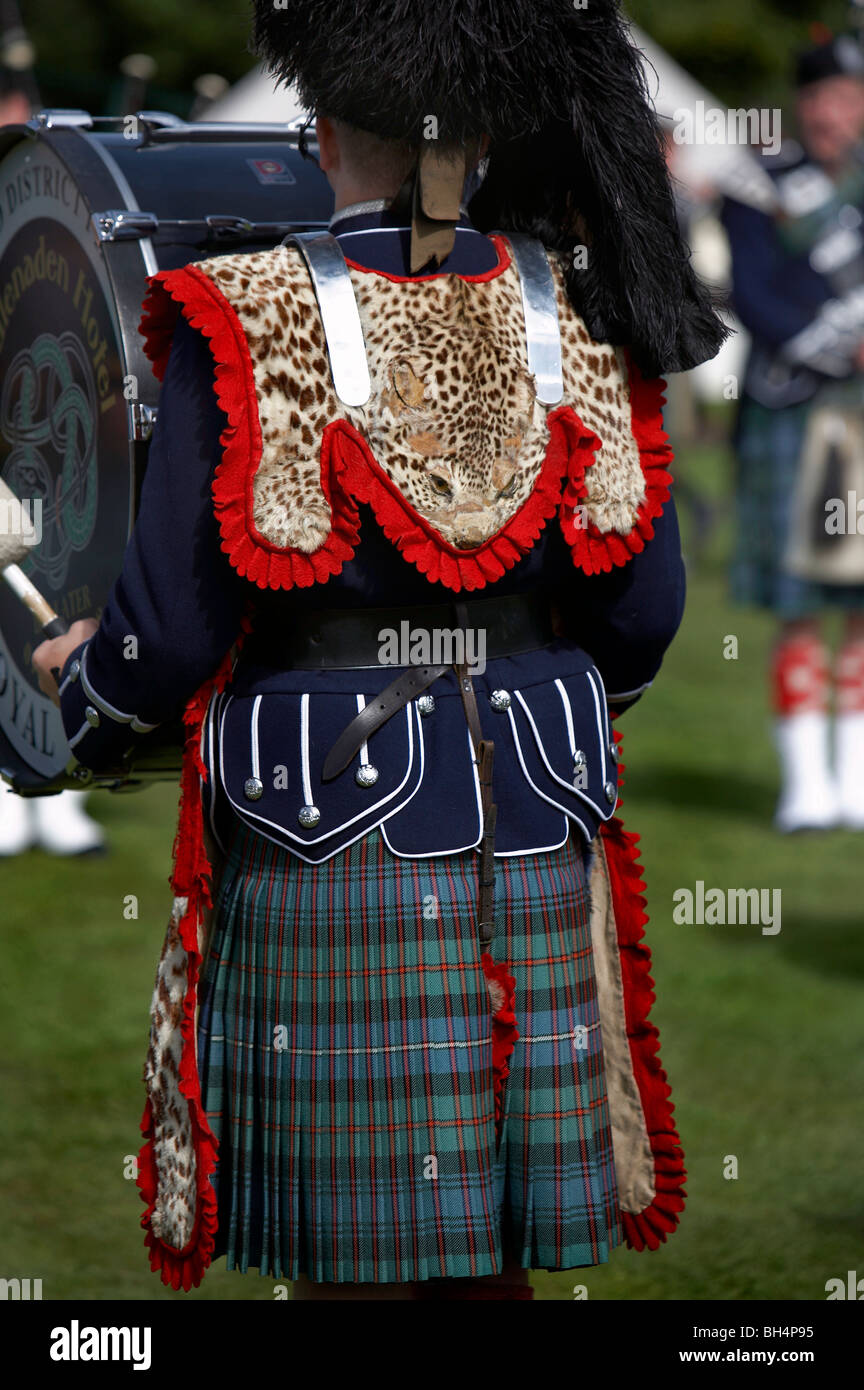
490,823,570,858
554,677,576,756
333,224,476,242
78,645,160,731
606,680,652,702
66,721,91,750
251,695,262,781
299,693,313,806
381,724,484,859
218,694,422,848
222,713,426,865
206,690,227,857
57,640,91,697
357,693,369,764
506,704,592,844
585,670,609,789
513,687,614,821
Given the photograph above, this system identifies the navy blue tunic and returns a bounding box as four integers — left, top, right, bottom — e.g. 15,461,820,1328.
56,209,685,856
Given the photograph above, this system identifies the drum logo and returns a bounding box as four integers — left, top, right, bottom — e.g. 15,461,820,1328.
247,157,296,186
1,330,98,587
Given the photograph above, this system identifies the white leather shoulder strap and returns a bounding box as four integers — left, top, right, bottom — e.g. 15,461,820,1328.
282,228,564,408
280,231,372,407
500,233,564,405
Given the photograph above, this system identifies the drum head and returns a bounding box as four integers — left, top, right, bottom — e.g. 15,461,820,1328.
0,127,133,790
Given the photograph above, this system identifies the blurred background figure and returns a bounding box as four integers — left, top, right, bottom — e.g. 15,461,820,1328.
0,786,105,855
0,0,38,124
722,33,864,832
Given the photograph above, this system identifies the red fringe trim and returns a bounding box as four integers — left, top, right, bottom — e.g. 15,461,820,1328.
599,725,687,1251
560,353,673,576
343,232,513,284
480,952,519,1128
139,265,361,590
326,407,597,592
135,612,253,1290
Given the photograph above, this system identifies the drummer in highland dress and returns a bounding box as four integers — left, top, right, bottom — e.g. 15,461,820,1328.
33,0,725,1299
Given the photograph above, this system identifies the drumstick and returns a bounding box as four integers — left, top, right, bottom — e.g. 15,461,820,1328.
0,478,69,684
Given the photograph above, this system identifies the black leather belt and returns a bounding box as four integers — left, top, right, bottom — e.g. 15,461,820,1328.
245,591,555,670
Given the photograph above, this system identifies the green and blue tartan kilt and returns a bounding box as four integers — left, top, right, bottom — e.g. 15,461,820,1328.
732,394,864,617
196,812,624,1284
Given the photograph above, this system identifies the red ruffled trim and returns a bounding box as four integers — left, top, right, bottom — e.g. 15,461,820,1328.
136,611,253,1291
560,352,674,576
480,952,519,1130
326,407,598,592
599,726,686,1251
344,232,512,284
139,266,361,590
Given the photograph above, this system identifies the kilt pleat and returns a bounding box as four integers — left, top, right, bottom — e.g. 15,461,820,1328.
196,813,623,1283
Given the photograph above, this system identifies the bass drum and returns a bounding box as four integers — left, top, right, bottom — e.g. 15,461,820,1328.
0,110,332,795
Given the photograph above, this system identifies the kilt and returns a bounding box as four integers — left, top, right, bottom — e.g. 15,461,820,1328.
196,812,623,1284
731,394,864,617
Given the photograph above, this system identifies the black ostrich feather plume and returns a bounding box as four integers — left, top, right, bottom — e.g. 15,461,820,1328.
250,0,728,375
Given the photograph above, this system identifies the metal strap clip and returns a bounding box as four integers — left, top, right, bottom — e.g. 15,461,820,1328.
280,231,372,408
500,232,565,405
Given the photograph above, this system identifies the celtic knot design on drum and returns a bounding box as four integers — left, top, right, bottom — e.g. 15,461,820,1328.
1,331,98,588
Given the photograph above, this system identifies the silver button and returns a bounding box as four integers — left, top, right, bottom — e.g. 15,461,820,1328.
355,763,379,788
244,777,263,800
604,781,617,805
573,748,587,772
298,804,321,828
84,705,100,727
417,694,435,716
490,689,511,711
609,741,620,764
68,659,81,683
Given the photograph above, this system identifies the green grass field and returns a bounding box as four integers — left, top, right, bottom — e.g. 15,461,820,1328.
2,430,862,1301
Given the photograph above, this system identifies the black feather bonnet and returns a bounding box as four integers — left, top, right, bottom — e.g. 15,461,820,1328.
251,0,727,376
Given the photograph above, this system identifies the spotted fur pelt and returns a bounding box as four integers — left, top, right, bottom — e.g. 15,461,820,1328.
142,894,197,1251
199,241,644,556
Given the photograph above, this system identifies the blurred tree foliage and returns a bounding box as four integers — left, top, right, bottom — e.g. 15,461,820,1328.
628,0,855,106
17,0,861,115
22,0,255,113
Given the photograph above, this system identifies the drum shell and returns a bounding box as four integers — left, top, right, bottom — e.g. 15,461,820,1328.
0,115,332,795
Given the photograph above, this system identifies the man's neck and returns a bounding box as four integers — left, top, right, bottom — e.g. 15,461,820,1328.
331,181,401,213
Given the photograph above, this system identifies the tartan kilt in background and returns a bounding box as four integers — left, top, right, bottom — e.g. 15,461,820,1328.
196,811,624,1284
731,393,864,617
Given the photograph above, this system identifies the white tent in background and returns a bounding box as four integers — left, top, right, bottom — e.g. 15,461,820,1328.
630,23,755,396
202,64,305,124
631,24,776,212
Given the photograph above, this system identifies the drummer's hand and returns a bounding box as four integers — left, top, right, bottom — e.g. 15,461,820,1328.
32,619,99,707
